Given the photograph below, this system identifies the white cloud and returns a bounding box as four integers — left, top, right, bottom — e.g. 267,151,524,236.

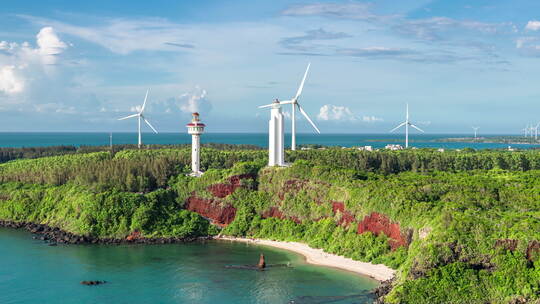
525,21,540,31
317,104,356,121
0,65,25,95
149,86,212,115
21,15,195,55
0,26,68,98
36,27,68,65
281,3,394,22
362,115,383,123
179,87,209,114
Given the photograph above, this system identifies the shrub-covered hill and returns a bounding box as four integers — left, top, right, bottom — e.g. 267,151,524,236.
0,148,539,303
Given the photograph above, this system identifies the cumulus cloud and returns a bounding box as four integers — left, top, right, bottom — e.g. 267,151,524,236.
151,86,212,115
317,104,383,123
0,27,68,97
0,66,25,95
525,21,540,31
36,27,68,65
317,104,356,121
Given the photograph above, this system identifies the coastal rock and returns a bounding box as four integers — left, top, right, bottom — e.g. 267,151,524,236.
258,253,266,269
373,279,394,304
0,220,206,245
81,280,106,286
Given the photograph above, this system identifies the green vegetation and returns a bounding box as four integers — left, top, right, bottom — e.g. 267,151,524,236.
0,147,539,303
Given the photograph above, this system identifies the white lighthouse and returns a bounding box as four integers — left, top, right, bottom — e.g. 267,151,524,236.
267,99,285,166
187,112,205,176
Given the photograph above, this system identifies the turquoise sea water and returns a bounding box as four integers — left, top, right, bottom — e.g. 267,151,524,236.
0,228,378,304
1,132,539,150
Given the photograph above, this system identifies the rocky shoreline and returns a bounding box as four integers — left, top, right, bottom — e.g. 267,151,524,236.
0,220,211,245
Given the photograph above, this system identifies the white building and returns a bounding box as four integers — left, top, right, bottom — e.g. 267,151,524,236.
187,112,205,176
357,146,373,152
385,144,404,151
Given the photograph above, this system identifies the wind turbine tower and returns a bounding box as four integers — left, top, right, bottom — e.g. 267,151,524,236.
118,89,158,148
389,103,424,148
472,127,479,140
260,99,285,166
187,112,205,177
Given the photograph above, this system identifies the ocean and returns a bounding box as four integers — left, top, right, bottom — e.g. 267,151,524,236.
0,228,377,304
1,132,539,150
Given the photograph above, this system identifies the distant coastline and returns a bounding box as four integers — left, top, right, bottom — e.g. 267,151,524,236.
216,236,395,281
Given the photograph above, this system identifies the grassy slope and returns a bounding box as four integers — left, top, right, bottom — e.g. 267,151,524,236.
0,149,538,303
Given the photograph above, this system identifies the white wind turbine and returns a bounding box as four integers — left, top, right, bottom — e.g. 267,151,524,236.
287,63,320,150
118,89,158,148
389,103,424,148
529,124,536,138
522,125,529,137
472,127,479,140
534,122,540,140
260,63,320,151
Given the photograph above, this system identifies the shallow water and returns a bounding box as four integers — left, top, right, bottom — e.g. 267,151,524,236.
0,228,378,304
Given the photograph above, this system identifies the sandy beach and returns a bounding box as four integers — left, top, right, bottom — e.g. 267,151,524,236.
215,236,395,281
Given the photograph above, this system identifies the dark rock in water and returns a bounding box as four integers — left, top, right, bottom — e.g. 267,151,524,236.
0,220,207,245
258,253,266,269
373,279,394,304
81,280,107,286
48,242,57,246
288,293,369,304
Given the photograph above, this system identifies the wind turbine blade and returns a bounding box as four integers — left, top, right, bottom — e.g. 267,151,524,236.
143,117,158,134
258,104,274,109
279,100,294,105
410,124,424,133
140,89,149,113
294,63,311,100
298,104,320,134
118,113,139,120
389,122,406,133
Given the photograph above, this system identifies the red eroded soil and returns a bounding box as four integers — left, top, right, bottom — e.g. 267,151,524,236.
126,230,141,241
185,196,236,226
262,207,285,219
331,201,355,226
357,212,409,250
527,240,540,261
495,239,519,251
208,174,254,198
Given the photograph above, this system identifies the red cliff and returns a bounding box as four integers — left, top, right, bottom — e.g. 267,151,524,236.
357,212,409,250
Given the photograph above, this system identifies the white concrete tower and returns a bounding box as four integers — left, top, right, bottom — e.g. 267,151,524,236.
186,112,205,176
268,99,285,166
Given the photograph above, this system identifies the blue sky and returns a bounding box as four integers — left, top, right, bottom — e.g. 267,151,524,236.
1,0,540,134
